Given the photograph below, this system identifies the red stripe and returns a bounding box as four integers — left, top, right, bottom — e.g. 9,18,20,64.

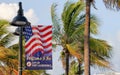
25,38,41,48
38,25,42,27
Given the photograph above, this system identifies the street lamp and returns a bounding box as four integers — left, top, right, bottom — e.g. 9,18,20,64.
10,2,30,75
10,2,30,26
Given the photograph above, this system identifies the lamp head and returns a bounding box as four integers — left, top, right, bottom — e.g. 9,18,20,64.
13,27,25,36
10,2,30,26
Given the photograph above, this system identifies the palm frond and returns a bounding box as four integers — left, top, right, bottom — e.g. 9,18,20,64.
90,53,111,68
0,20,9,37
62,3,75,36
90,15,100,35
69,60,84,75
62,1,85,37
0,46,17,61
66,44,82,61
59,51,66,69
62,1,73,25
70,14,99,41
8,43,19,51
69,61,78,75
51,3,62,44
0,33,15,47
103,0,120,10
90,38,112,58
68,1,85,37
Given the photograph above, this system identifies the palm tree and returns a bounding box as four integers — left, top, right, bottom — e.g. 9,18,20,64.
51,1,85,75
51,1,112,75
81,0,120,75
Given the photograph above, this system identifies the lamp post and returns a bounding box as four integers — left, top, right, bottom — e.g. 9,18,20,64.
10,2,30,75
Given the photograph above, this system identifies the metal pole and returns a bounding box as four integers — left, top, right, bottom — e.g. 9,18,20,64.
19,26,23,75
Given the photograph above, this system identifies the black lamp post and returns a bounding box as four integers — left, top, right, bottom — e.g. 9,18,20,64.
10,2,30,75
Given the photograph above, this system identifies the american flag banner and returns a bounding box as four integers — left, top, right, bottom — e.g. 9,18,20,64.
24,25,52,70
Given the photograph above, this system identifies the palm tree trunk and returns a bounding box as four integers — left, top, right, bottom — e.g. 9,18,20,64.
65,50,69,75
84,0,91,75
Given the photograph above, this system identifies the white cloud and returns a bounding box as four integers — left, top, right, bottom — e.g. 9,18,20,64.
0,2,39,25
25,9,39,25
0,3,18,21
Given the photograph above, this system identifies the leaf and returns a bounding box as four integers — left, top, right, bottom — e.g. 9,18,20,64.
66,44,82,61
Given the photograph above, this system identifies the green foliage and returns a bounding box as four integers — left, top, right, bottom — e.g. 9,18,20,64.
69,61,84,75
62,1,85,37
51,3,62,44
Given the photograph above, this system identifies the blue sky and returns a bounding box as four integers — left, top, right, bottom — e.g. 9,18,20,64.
0,0,120,75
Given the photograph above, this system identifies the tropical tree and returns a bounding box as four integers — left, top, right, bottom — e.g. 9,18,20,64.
83,0,120,75
51,1,112,75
